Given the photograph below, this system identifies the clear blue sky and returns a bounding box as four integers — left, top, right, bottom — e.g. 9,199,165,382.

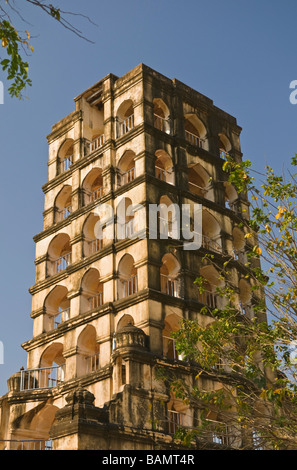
0,0,297,395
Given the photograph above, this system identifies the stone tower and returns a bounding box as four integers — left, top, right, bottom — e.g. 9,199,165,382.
0,64,254,450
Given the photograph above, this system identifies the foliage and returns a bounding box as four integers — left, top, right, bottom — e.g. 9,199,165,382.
167,154,297,450
0,1,94,98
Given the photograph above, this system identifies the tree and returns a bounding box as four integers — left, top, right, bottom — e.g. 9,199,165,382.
0,0,94,99
161,155,297,450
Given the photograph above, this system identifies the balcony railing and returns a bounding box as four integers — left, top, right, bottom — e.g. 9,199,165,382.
163,336,183,361
52,252,71,274
59,156,72,173
86,352,100,373
89,292,103,310
160,274,179,297
167,410,182,435
201,235,222,253
125,219,135,238
49,307,70,329
87,238,102,255
206,420,232,446
119,274,138,298
188,181,209,197
20,365,65,391
155,166,174,185
154,114,170,134
198,290,218,308
89,134,105,152
0,439,52,450
89,187,103,203
185,130,205,148
56,205,71,222
117,114,134,137
119,167,135,186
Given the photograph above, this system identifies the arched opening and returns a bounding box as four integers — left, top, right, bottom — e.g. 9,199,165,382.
218,133,232,160
158,195,178,239
44,285,70,331
83,212,102,256
47,233,71,276
232,226,246,261
155,149,174,184
201,211,222,253
82,167,103,205
117,150,136,187
188,163,211,198
160,253,180,297
167,395,189,434
116,99,134,137
116,197,135,239
55,185,72,222
184,114,207,149
224,181,239,213
198,265,225,308
57,139,73,174
80,268,103,314
153,98,171,134
162,313,183,361
77,325,100,377
117,254,138,299
239,278,252,316
38,343,65,389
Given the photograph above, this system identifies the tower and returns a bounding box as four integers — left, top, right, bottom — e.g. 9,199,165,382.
0,64,253,450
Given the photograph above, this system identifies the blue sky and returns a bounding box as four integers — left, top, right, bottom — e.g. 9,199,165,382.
0,0,297,395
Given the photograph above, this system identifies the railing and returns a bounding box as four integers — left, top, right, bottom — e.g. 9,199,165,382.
117,114,134,137
159,217,174,238
160,274,179,297
206,420,232,446
0,439,52,450
167,410,182,435
49,307,70,329
89,134,105,152
119,274,138,298
188,181,209,196
20,365,65,391
86,352,100,373
197,290,218,308
220,150,228,160
60,155,72,173
52,252,71,274
201,235,222,253
89,292,103,310
87,238,102,255
125,219,135,238
89,186,103,203
119,167,135,186
185,130,205,148
56,205,71,222
154,114,170,134
163,336,183,361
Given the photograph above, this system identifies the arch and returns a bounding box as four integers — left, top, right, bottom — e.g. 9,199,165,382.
117,150,136,186
55,185,72,222
77,324,99,376
116,197,135,239
57,139,73,174
47,233,71,276
116,314,135,331
198,264,225,308
239,278,252,307
82,167,103,205
158,195,177,239
184,113,207,149
44,285,70,331
218,133,232,158
188,163,211,197
117,254,137,299
153,98,171,134
233,226,245,252
38,342,65,388
160,253,180,297
80,268,103,313
83,212,102,255
116,99,134,137
40,342,65,368
155,149,174,184
201,210,222,252
224,181,238,205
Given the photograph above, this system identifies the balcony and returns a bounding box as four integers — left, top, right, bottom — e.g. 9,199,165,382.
59,155,72,173
89,134,105,153
201,235,222,253
185,130,205,148
154,114,170,134
49,307,70,329
119,168,135,187
163,336,183,361
86,352,100,373
87,238,102,255
167,410,182,435
160,274,179,297
117,114,134,138
206,420,232,446
197,290,218,308
20,365,65,391
0,439,52,450
88,292,103,310
56,205,71,222
89,187,103,203
118,274,138,298
52,252,71,274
